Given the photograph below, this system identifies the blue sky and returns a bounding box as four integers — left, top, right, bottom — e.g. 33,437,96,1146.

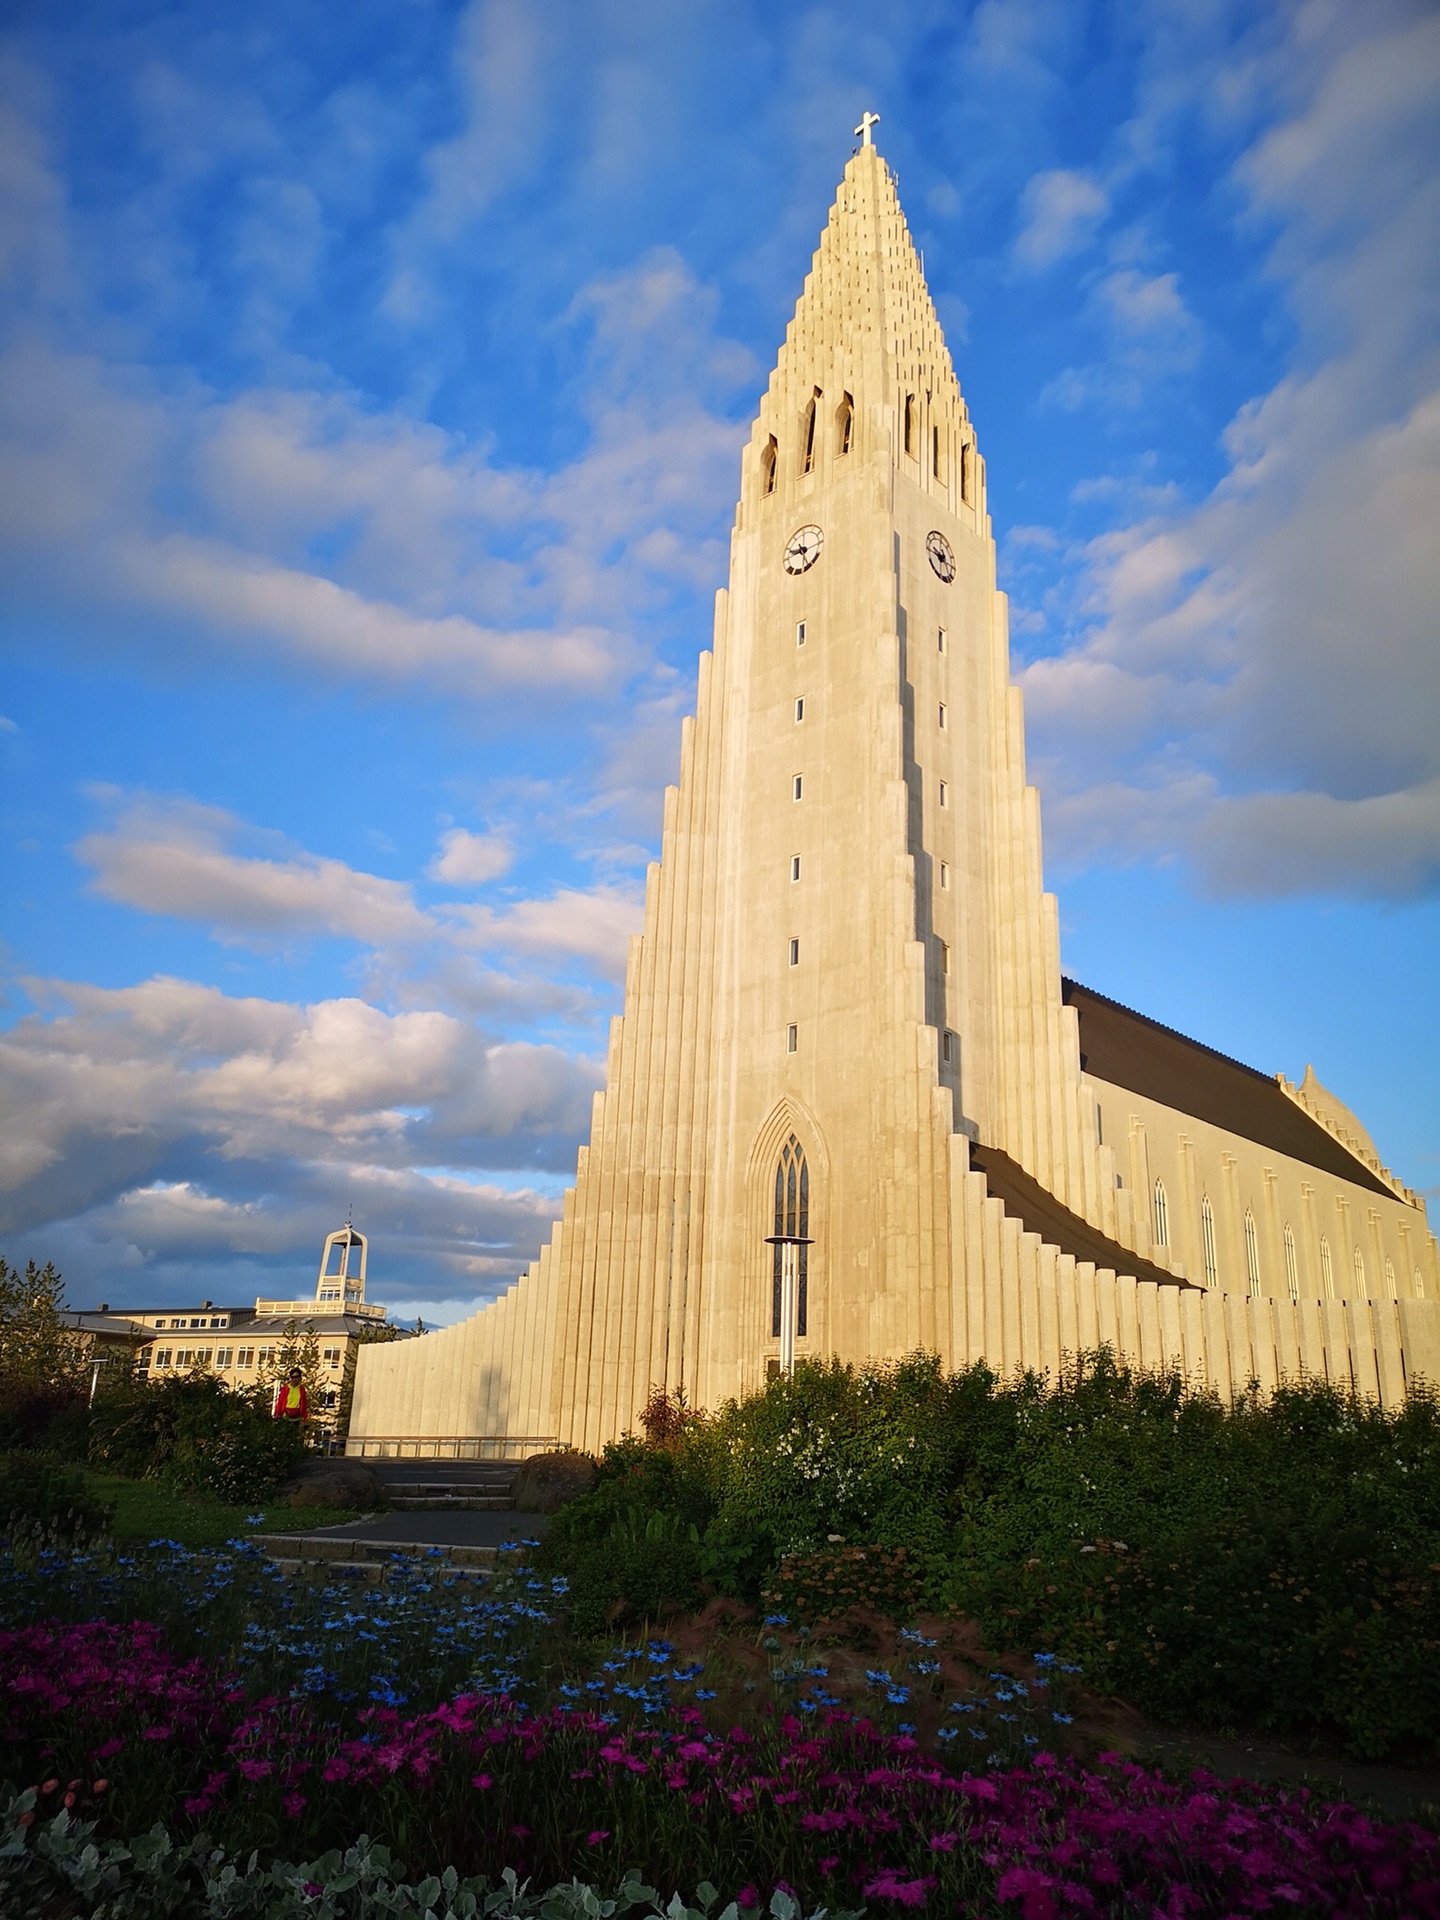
2,0,1436,1320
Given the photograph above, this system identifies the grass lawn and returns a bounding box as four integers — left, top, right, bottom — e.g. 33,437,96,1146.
81,1468,362,1546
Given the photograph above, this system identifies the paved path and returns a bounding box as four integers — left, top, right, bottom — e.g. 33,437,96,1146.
299,1509,550,1548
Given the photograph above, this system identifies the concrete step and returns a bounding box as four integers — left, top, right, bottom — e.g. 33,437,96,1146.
388,1493,515,1511
254,1533,506,1582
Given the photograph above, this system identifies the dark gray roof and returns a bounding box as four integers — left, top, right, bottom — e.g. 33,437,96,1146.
1062,979,1394,1199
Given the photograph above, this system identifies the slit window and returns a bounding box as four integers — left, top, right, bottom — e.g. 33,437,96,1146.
938,626,946,654
786,1023,798,1054
940,941,950,974
1353,1245,1367,1298
938,702,947,729
938,781,948,808
791,855,801,882
1320,1235,1334,1298
1153,1179,1169,1249
794,697,804,722
802,389,820,473
941,1030,954,1063
788,938,799,966
1245,1210,1261,1297
793,774,803,801
796,620,806,647
837,391,853,455
1284,1224,1299,1303
903,393,916,456
960,442,971,503
1201,1195,1218,1287
761,436,778,496
939,861,949,889
932,422,943,480
1385,1257,1396,1299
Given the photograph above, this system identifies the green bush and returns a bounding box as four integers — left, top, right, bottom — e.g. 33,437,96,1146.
0,1452,113,1545
538,1354,1440,1757
89,1372,306,1502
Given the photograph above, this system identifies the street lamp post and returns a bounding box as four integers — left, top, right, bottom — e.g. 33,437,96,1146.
763,1233,813,1377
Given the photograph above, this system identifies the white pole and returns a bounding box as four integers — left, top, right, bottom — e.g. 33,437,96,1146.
779,1241,797,1377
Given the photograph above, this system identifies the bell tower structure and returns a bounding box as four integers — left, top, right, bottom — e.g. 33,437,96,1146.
348,132,1439,1457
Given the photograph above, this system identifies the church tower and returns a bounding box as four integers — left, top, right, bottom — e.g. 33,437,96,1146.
348,128,1439,1458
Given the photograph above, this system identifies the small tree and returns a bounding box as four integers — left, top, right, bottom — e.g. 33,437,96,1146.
0,1257,92,1447
256,1319,324,1437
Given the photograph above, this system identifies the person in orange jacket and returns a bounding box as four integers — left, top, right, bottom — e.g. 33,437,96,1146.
273,1367,309,1423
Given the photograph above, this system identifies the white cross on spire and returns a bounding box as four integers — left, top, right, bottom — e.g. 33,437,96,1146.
855,110,880,148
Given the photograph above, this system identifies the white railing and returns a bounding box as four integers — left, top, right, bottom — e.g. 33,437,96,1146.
344,1434,558,1462
253,1299,388,1319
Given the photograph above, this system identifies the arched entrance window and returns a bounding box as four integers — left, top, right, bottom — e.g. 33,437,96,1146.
772,1134,809,1339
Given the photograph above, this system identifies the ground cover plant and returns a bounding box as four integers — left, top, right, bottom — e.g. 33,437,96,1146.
2,1530,1439,1915
536,1355,1440,1760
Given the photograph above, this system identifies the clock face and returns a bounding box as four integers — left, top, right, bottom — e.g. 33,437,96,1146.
926,530,956,583
783,524,825,574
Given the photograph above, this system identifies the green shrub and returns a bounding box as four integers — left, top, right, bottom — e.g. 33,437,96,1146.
0,1452,113,1545
89,1372,306,1502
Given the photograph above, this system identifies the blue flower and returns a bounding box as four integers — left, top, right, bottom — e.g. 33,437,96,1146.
764,1614,789,1627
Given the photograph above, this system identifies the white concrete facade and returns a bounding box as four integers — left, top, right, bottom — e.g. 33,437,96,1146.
348,141,1439,1459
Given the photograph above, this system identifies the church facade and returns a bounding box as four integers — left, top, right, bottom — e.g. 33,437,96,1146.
348,135,1439,1460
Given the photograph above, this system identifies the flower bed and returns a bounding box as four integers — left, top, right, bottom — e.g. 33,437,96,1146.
3,1608,1438,1914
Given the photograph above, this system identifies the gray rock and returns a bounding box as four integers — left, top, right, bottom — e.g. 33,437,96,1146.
512,1450,597,1515
278,1457,387,1510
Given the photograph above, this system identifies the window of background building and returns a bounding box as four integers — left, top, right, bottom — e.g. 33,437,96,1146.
155,1349,171,1368
215,1347,233,1368
236,1348,255,1368
323,1347,341,1366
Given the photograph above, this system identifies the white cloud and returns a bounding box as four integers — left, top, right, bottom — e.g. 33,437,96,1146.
1024,7,1440,901
429,827,513,887
1014,168,1108,268
461,883,644,982
75,794,433,945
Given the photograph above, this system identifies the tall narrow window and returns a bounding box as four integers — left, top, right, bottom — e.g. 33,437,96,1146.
788,937,799,966
795,696,805,722
802,389,820,473
1095,1104,1104,1147
932,422,943,479
960,441,971,503
903,393,916,456
1201,1195,1218,1287
1320,1235,1334,1298
939,861,949,889
1352,1246,1368,1298
938,780,948,808
937,626,946,653
940,941,950,974
1152,1179,1169,1249
938,702,947,729
1284,1224,1299,1303
771,1134,810,1338
786,1023,797,1054
791,855,801,882
1244,1210,1261,1297
1416,1268,1426,1299
793,774,803,800
836,392,853,455
761,435,778,496
942,1029,954,1063
796,620,807,646
1385,1257,1397,1299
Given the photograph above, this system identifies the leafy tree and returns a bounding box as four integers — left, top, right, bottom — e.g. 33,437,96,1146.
255,1318,323,1433
0,1256,92,1447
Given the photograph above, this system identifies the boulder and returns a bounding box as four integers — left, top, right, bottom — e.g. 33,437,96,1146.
277,1457,387,1510
512,1450,597,1515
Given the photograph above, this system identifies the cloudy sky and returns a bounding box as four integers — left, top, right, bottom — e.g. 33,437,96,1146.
2,0,1436,1321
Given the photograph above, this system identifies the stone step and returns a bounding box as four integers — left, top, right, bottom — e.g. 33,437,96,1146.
254,1533,506,1575
388,1494,515,1511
